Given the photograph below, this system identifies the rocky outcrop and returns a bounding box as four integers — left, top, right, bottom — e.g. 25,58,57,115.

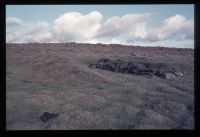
89,58,183,79
90,58,141,74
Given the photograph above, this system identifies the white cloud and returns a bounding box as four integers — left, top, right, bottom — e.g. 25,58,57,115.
145,14,194,41
96,13,151,40
51,13,194,46
53,11,102,42
24,21,53,43
6,31,21,42
6,17,22,26
6,12,194,48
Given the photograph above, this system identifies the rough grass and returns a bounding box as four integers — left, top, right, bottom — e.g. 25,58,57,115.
6,43,194,129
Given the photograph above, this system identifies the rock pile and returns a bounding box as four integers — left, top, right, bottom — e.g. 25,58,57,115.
89,58,183,79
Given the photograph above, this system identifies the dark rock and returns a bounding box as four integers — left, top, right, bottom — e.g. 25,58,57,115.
138,72,154,77
97,87,103,89
155,70,163,77
138,69,155,75
98,58,109,63
128,123,135,128
40,112,59,122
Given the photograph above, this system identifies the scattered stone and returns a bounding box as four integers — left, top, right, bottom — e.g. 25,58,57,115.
162,72,176,79
174,71,183,77
40,112,59,122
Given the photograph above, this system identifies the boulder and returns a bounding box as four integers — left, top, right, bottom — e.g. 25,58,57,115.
174,71,183,77
40,112,59,122
162,72,176,79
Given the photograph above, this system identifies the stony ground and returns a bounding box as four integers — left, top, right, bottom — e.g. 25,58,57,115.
6,43,194,130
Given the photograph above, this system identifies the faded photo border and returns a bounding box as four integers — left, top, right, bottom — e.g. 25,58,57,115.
0,0,199,136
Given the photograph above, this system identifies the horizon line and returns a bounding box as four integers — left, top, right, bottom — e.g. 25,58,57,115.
6,42,194,49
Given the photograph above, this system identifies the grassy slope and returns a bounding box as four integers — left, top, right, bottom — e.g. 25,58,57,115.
6,43,194,129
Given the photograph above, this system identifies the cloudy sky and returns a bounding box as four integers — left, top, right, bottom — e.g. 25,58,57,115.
6,5,194,48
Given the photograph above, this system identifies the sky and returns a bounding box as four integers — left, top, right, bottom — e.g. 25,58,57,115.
6,5,194,48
